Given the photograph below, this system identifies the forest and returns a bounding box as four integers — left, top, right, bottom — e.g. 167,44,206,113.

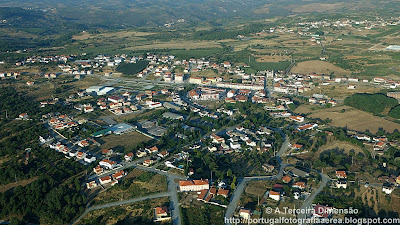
344,93,399,115
116,61,149,75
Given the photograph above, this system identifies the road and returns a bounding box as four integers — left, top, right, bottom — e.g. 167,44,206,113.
297,173,330,224
224,132,290,224
70,192,171,225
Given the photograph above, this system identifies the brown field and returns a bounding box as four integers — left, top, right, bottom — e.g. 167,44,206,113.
124,41,221,50
291,60,352,76
72,31,156,40
254,54,290,62
191,70,218,77
245,180,274,196
306,106,400,133
317,141,365,157
93,169,167,205
78,197,169,225
0,177,38,193
98,131,152,151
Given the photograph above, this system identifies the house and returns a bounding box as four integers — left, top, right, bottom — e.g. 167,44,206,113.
397,176,400,185
112,171,125,180
143,159,154,167
210,134,225,143
290,116,304,123
269,191,280,201
292,182,306,189
292,144,303,150
102,149,113,156
262,164,275,173
197,189,208,201
19,113,28,119
230,142,241,150
84,154,96,163
246,140,256,147
217,188,229,198
335,171,347,179
93,165,103,174
154,207,171,222
136,150,147,158
147,146,159,154
239,209,252,220
78,140,89,148
382,183,395,195
86,181,98,189
335,180,347,189
282,175,292,184
76,152,86,160
99,159,117,169
374,141,386,151
179,179,209,192
124,152,134,161
99,176,112,185
158,150,169,158
188,168,194,176
84,107,94,113
26,81,35,86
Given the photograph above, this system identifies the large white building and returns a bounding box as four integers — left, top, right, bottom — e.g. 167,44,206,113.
179,179,209,192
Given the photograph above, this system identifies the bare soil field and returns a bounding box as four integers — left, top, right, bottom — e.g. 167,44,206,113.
317,141,365,157
307,106,400,133
0,176,38,193
72,31,156,40
291,60,352,76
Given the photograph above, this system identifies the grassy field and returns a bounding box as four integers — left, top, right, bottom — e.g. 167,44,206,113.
92,169,167,205
301,106,400,133
78,197,170,225
98,131,152,152
291,60,352,76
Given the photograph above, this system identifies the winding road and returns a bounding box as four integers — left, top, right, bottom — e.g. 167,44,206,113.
224,128,331,225
224,133,290,224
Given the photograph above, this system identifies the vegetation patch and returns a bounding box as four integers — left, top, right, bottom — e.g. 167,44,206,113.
116,61,149,75
344,93,399,114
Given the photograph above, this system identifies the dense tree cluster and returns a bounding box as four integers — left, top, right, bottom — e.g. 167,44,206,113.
344,93,399,115
116,61,149,75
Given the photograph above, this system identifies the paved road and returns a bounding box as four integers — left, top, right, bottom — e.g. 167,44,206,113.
297,173,330,224
70,192,171,225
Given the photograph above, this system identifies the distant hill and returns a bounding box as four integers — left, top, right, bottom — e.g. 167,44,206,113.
1,0,399,29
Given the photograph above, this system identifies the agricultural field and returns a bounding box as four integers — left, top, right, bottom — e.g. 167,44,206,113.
291,60,352,76
304,106,400,133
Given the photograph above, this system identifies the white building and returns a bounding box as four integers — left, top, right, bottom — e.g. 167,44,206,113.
179,179,209,192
